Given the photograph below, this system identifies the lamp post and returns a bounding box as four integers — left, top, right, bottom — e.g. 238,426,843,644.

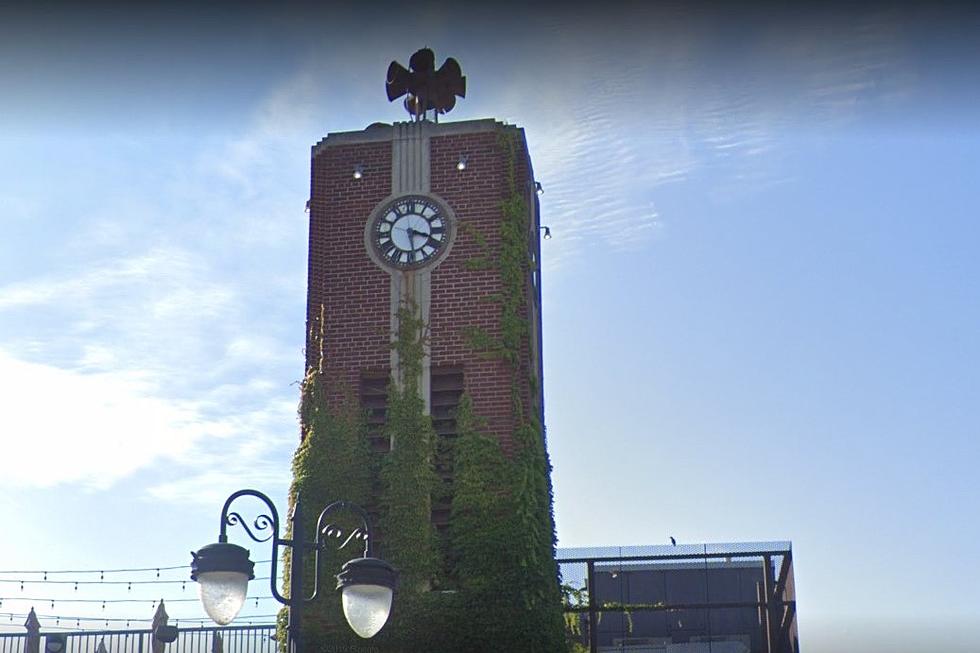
190,489,397,652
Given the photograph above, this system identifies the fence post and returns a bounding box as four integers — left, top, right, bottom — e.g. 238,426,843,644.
763,555,777,653
24,608,40,653
757,581,771,653
587,561,598,653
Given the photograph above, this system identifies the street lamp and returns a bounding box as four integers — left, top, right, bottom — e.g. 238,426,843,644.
191,489,398,651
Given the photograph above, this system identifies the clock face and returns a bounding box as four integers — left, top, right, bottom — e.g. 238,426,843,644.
369,195,452,270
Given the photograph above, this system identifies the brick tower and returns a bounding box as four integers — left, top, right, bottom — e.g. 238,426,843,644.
306,118,545,482
297,80,563,650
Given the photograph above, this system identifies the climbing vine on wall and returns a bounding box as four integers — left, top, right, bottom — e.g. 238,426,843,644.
450,131,568,651
281,128,566,651
378,303,440,592
280,355,375,650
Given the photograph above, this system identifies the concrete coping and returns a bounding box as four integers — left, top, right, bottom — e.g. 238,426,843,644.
311,118,521,156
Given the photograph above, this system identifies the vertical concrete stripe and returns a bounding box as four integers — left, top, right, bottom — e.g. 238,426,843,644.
387,121,432,420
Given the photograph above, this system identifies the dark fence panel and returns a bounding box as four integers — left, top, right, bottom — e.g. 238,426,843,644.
557,542,798,653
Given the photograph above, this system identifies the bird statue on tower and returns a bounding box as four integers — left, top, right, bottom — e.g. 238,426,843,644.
386,48,466,122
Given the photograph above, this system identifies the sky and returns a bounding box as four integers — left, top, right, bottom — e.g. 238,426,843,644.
1,1,979,651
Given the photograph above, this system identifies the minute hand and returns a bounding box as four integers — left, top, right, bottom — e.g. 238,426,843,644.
406,228,428,248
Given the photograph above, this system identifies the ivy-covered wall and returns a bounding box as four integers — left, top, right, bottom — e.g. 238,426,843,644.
449,132,566,651
286,127,566,652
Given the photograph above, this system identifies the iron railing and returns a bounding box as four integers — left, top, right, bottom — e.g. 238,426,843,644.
0,625,275,653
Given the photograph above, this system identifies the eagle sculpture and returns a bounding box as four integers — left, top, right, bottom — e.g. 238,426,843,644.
386,48,466,120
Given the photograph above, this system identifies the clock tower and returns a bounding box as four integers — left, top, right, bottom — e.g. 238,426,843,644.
294,50,564,651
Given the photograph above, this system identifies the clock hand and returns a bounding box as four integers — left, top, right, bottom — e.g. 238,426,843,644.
406,228,428,249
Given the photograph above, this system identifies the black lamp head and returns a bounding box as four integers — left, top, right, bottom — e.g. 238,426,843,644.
335,557,398,592
190,542,255,580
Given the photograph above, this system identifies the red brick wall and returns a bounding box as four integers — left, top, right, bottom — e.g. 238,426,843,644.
307,139,392,405
306,125,538,456
429,129,534,456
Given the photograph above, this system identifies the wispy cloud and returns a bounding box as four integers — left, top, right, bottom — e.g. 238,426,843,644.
462,7,915,272
0,65,328,498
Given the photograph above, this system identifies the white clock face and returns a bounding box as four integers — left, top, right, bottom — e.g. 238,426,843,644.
370,195,451,269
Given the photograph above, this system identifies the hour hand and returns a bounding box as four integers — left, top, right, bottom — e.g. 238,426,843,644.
406,228,425,244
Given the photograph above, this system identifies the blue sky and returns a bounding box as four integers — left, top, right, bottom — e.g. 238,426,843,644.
1,2,978,650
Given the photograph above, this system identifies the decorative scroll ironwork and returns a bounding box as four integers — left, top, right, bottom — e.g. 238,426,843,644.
320,524,369,552
224,512,275,543
216,490,288,605
214,491,374,607
313,501,373,576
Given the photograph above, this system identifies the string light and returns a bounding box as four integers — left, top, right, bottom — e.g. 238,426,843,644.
0,596,275,605
0,577,272,587
0,561,273,576
0,560,279,632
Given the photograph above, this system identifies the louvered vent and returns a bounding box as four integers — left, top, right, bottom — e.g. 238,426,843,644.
360,371,390,453
430,366,464,530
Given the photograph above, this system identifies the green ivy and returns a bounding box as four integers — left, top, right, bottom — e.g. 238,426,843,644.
281,128,566,652
498,132,566,650
450,131,567,651
377,303,440,592
280,361,376,651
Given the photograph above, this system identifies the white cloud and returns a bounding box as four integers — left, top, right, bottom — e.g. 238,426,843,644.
0,238,301,496
0,346,298,496
0,350,206,489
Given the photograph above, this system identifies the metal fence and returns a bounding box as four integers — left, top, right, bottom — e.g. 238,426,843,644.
557,542,798,653
0,625,276,653
1,542,795,653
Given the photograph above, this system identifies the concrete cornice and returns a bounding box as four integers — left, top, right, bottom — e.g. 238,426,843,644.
311,118,520,157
